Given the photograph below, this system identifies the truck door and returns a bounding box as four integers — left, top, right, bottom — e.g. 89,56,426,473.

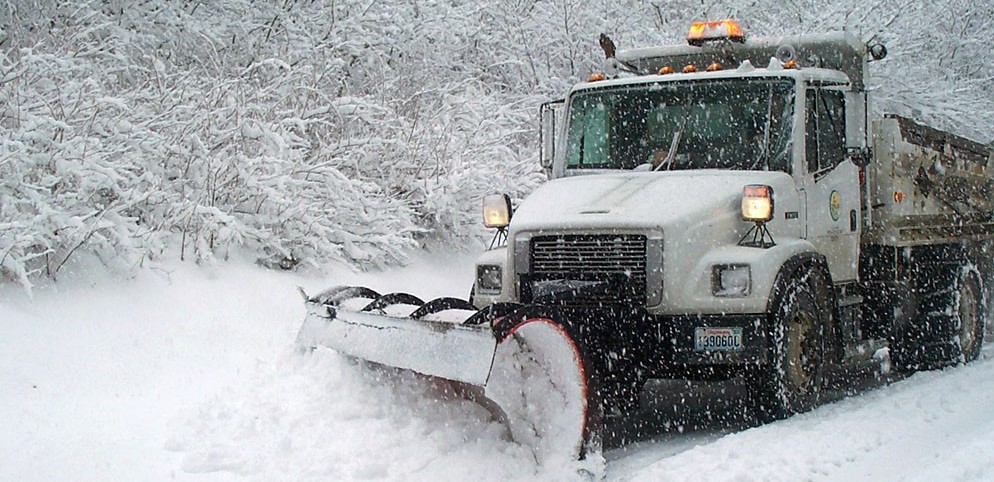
801,87,860,282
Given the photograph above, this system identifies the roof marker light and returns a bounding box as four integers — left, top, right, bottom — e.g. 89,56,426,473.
706,62,722,71
682,64,697,73
658,66,674,75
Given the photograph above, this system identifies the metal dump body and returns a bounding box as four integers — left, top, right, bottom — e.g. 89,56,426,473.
865,115,994,246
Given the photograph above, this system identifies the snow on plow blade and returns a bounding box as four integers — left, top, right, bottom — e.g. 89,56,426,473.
296,291,496,386
296,286,602,468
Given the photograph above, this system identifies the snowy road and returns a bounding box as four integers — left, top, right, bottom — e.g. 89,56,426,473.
2,256,993,481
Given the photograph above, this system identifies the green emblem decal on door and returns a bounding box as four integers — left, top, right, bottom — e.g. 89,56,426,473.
829,190,841,221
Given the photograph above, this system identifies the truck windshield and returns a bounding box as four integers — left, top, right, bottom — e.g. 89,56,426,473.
564,79,795,172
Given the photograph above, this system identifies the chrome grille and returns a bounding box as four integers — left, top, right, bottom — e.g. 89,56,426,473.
529,234,647,306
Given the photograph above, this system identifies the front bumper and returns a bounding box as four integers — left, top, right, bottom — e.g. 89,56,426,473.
542,307,770,370
660,314,769,365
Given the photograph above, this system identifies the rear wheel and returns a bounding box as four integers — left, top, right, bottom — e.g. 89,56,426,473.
955,270,984,363
748,271,826,422
892,255,985,371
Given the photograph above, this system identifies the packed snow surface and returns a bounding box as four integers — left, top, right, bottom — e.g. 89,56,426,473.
2,255,993,481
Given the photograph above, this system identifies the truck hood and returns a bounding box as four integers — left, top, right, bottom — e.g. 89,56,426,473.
510,170,787,232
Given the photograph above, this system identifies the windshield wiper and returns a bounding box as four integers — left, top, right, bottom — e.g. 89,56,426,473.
654,96,694,171
751,85,775,170
653,125,683,171
578,133,585,166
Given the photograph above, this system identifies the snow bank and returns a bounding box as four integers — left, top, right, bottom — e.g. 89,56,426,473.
0,261,299,481
171,351,537,481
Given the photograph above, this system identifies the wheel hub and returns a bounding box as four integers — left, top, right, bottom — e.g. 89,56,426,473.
785,311,817,392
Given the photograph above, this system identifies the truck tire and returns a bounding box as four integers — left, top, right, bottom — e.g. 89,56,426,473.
892,257,985,371
747,270,826,422
955,271,985,363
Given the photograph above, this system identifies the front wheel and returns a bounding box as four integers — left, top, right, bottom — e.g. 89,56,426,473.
747,271,827,422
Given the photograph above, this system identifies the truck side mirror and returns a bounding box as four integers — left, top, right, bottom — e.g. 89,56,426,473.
844,90,867,167
539,100,565,171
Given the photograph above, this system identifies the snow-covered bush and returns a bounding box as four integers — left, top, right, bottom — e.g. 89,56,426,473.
0,0,991,290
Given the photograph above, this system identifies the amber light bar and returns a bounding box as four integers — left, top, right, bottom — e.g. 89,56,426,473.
687,19,744,46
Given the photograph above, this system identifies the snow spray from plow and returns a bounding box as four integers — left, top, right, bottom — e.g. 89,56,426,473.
296,286,606,469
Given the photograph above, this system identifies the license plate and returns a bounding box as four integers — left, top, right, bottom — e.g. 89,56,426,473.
694,327,743,351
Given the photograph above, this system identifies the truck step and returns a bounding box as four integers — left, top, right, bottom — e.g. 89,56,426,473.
823,339,892,393
842,338,887,364
836,294,863,307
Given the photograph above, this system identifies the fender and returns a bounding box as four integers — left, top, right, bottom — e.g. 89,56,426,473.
766,250,840,362
662,238,819,316
767,251,834,312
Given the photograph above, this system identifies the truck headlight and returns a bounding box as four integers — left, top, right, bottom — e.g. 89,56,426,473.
712,264,751,297
741,185,774,222
477,265,503,294
482,194,512,229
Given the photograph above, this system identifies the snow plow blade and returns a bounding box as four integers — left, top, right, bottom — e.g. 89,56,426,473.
296,288,497,386
296,286,604,468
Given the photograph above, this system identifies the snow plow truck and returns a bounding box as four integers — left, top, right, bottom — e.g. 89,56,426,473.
297,21,994,465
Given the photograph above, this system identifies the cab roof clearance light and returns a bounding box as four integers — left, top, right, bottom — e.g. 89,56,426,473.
687,19,745,46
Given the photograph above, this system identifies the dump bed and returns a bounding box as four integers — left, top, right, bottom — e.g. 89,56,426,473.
865,115,994,246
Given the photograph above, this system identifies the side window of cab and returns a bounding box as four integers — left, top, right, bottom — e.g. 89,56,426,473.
566,100,611,167
805,89,846,175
